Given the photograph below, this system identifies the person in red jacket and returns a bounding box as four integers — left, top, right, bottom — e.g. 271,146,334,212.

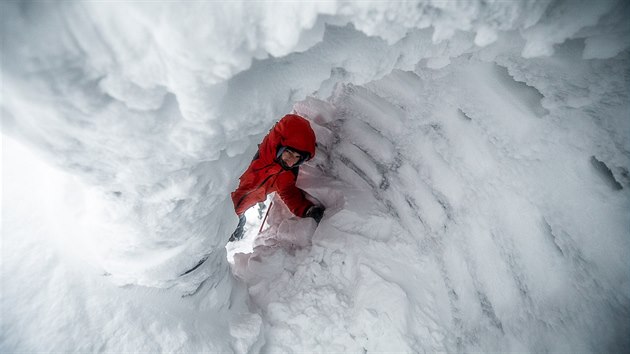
229,114,325,241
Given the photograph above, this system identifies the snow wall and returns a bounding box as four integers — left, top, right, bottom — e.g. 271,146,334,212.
2,1,629,352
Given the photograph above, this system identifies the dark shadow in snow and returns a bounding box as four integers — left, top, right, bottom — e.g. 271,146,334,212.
492,65,549,118
457,109,472,121
542,218,565,256
619,167,630,188
590,156,623,190
477,290,504,334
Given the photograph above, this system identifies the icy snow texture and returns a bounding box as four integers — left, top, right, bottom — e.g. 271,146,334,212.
2,0,629,352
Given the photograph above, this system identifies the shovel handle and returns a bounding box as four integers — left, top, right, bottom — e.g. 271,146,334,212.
258,201,273,234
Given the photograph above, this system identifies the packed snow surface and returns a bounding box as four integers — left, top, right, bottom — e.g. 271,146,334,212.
2,1,629,352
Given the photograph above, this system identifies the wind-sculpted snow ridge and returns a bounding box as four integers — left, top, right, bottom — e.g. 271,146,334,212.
232,45,629,352
1,0,629,352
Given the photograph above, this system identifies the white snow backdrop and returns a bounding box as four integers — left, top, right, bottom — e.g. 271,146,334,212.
2,1,629,352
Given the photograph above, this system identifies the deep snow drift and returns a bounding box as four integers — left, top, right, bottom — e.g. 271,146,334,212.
2,1,629,352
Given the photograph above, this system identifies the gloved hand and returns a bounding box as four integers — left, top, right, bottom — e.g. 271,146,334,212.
305,206,325,223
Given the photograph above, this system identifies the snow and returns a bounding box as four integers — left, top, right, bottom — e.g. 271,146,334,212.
2,0,629,352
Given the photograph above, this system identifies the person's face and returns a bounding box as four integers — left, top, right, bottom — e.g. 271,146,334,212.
280,149,303,167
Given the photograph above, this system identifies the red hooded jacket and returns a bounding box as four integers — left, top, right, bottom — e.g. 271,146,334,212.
231,114,317,216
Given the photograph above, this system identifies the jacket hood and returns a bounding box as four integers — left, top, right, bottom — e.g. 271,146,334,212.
277,114,316,159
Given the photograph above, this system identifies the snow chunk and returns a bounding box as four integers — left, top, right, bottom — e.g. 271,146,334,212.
522,0,617,57
474,26,498,47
